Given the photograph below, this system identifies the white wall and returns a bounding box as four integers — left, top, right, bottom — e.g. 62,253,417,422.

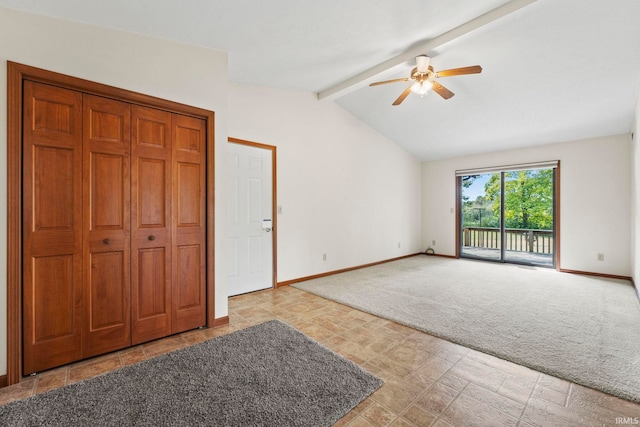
228,84,423,281
422,134,633,277
0,7,424,378
0,7,229,377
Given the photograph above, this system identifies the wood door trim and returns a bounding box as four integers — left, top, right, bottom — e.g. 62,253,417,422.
227,137,278,288
7,61,23,385
6,61,216,385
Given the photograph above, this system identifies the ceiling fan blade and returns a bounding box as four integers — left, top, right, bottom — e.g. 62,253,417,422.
436,65,482,77
432,81,455,100
369,78,409,87
392,85,413,106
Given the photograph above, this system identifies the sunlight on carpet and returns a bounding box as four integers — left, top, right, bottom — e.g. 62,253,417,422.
294,256,640,403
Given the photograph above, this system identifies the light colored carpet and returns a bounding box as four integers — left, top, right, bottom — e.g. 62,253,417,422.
293,256,640,402
0,320,383,426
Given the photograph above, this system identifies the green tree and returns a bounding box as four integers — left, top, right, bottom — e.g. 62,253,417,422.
462,194,500,228
461,175,478,203
484,169,553,230
461,174,500,228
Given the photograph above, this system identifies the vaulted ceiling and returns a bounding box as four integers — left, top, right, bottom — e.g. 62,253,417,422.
2,0,639,160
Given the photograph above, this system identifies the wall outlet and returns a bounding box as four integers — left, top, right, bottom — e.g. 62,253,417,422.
432,240,436,246
398,242,401,248
597,253,604,261
322,253,327,261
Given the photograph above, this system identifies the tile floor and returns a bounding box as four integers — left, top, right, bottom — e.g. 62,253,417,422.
1,285,639,426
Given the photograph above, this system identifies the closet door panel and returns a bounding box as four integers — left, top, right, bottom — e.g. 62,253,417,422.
89,251,126,328
176,244,202,306
91,153,125,228
83,94,131,357
20,75,211,377
23,81,83,375
172,115,206,333
131,106,173,344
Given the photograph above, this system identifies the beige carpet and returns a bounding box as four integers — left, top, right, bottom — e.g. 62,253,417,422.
293,256,640,402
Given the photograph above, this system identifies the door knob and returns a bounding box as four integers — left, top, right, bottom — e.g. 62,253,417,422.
103,238,111,245
148,235,156,241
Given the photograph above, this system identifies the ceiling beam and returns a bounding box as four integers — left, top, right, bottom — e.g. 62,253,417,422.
317,0,537,101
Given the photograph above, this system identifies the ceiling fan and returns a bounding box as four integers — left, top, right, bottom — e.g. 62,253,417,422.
369,55,482,105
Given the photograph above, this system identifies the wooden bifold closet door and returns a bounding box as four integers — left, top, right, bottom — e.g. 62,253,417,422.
22,81,206,375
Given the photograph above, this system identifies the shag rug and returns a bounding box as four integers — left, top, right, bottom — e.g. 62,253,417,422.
293,256,640,403
0,320,382,426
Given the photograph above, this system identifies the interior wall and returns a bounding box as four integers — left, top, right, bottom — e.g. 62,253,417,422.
422,134,632,277
0,7,229,377
228,83,423,282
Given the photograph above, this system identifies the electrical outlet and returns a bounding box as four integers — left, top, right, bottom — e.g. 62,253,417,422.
322,253,327,261
432,240,436,246
277,205,283,214
597,253,604,261
398,242,401,248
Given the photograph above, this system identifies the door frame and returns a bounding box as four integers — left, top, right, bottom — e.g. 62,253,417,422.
455,162,561,269
227,137,278,289
6,62,216,385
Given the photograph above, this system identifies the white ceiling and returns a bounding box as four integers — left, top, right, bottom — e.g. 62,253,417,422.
2,0,639,160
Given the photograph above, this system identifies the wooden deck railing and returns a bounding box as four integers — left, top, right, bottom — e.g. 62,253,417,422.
462,227,554,254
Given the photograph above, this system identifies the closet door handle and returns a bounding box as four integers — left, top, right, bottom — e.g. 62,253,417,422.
148,235,156,241
103,238,111,245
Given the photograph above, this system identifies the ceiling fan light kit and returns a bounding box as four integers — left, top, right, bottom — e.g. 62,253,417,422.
410,80,432,95
369,55,482,105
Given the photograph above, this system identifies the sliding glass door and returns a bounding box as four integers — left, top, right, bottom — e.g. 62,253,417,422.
460,173,501,261
459,165,556,268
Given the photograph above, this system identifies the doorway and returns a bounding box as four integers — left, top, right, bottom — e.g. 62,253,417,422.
226,138,277,296
458,163,557,268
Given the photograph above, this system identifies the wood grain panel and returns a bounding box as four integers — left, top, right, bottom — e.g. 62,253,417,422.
30,93,78,140
83,94,131,358
88,109,126,145
32,255,75,341
172,115,206,333
137,248,167,317
91,153,125,229
89,252,126,330
176,244,202,309
33,146,75,231
33,98,73,134
138,117,167,148
175,123,202,153
22,81,83,375
138,158,166,226
177,163,201,226
131,106,173,344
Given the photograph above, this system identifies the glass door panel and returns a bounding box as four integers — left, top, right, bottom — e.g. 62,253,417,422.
503,169,554,267
460,173,501,261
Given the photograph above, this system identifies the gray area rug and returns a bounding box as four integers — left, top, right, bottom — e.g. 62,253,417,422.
0,320,382,426
293,256,640,402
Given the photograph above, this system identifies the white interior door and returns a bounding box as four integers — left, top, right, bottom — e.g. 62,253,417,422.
227,141,274,296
